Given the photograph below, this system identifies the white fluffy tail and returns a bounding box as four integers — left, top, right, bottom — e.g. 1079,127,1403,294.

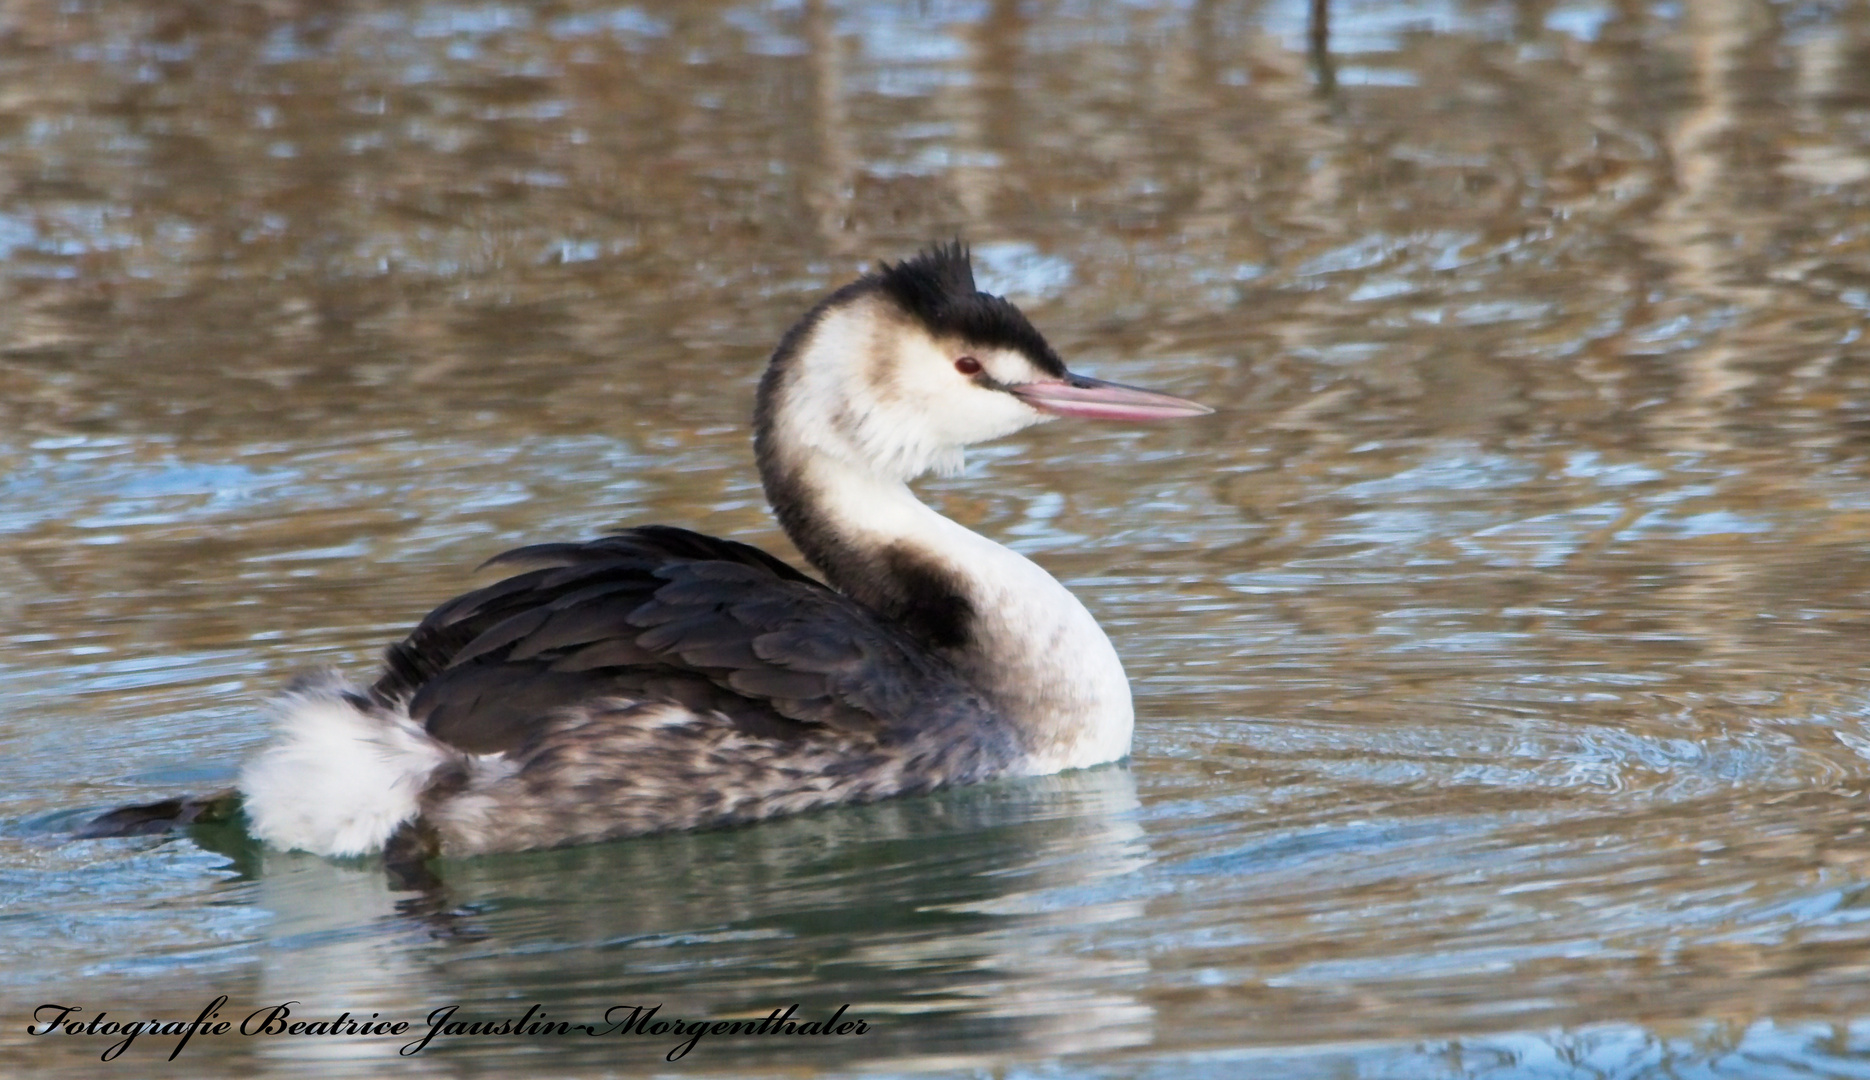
238,678,451,857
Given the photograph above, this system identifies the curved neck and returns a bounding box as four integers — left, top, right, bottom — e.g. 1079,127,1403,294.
761,452,978,645
755,429,1134,771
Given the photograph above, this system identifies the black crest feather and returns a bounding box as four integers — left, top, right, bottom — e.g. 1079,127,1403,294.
876,240,977,313
873,242,1066,376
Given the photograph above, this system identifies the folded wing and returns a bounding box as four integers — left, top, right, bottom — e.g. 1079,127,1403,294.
370,525,999,757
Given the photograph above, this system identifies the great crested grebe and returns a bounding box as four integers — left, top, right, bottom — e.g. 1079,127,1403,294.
84,244,1210,862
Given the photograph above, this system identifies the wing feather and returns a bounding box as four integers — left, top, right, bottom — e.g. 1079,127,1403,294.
370,526,997,758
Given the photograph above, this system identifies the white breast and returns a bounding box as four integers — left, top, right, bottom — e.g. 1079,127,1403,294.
804,457,1135,772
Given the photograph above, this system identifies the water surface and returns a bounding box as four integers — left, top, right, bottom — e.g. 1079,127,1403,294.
5,0,1870,1076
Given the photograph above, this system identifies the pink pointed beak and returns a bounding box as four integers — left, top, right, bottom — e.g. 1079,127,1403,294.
1009,373,1213,421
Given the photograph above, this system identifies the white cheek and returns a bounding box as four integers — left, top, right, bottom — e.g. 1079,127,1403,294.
970,354,1051,439
892,334,961,399
953,384,1043,442
888,341,1030,443
785,315,1051,480
931,347,1051,441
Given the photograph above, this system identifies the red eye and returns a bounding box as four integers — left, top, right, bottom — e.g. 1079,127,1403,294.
955,356,982,376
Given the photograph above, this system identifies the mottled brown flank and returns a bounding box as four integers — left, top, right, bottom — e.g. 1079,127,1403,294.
423,700,1000,856
349,524,1020,853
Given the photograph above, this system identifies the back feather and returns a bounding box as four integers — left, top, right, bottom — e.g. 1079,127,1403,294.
370,526,1005,759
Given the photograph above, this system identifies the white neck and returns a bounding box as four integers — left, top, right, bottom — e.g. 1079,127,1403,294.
770,452,1134,772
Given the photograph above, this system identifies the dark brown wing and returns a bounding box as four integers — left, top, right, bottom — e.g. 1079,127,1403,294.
370,526,999,756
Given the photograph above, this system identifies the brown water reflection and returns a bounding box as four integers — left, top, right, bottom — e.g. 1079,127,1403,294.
5,0,1870,1076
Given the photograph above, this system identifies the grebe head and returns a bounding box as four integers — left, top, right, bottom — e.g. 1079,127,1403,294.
757,243,1211,484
